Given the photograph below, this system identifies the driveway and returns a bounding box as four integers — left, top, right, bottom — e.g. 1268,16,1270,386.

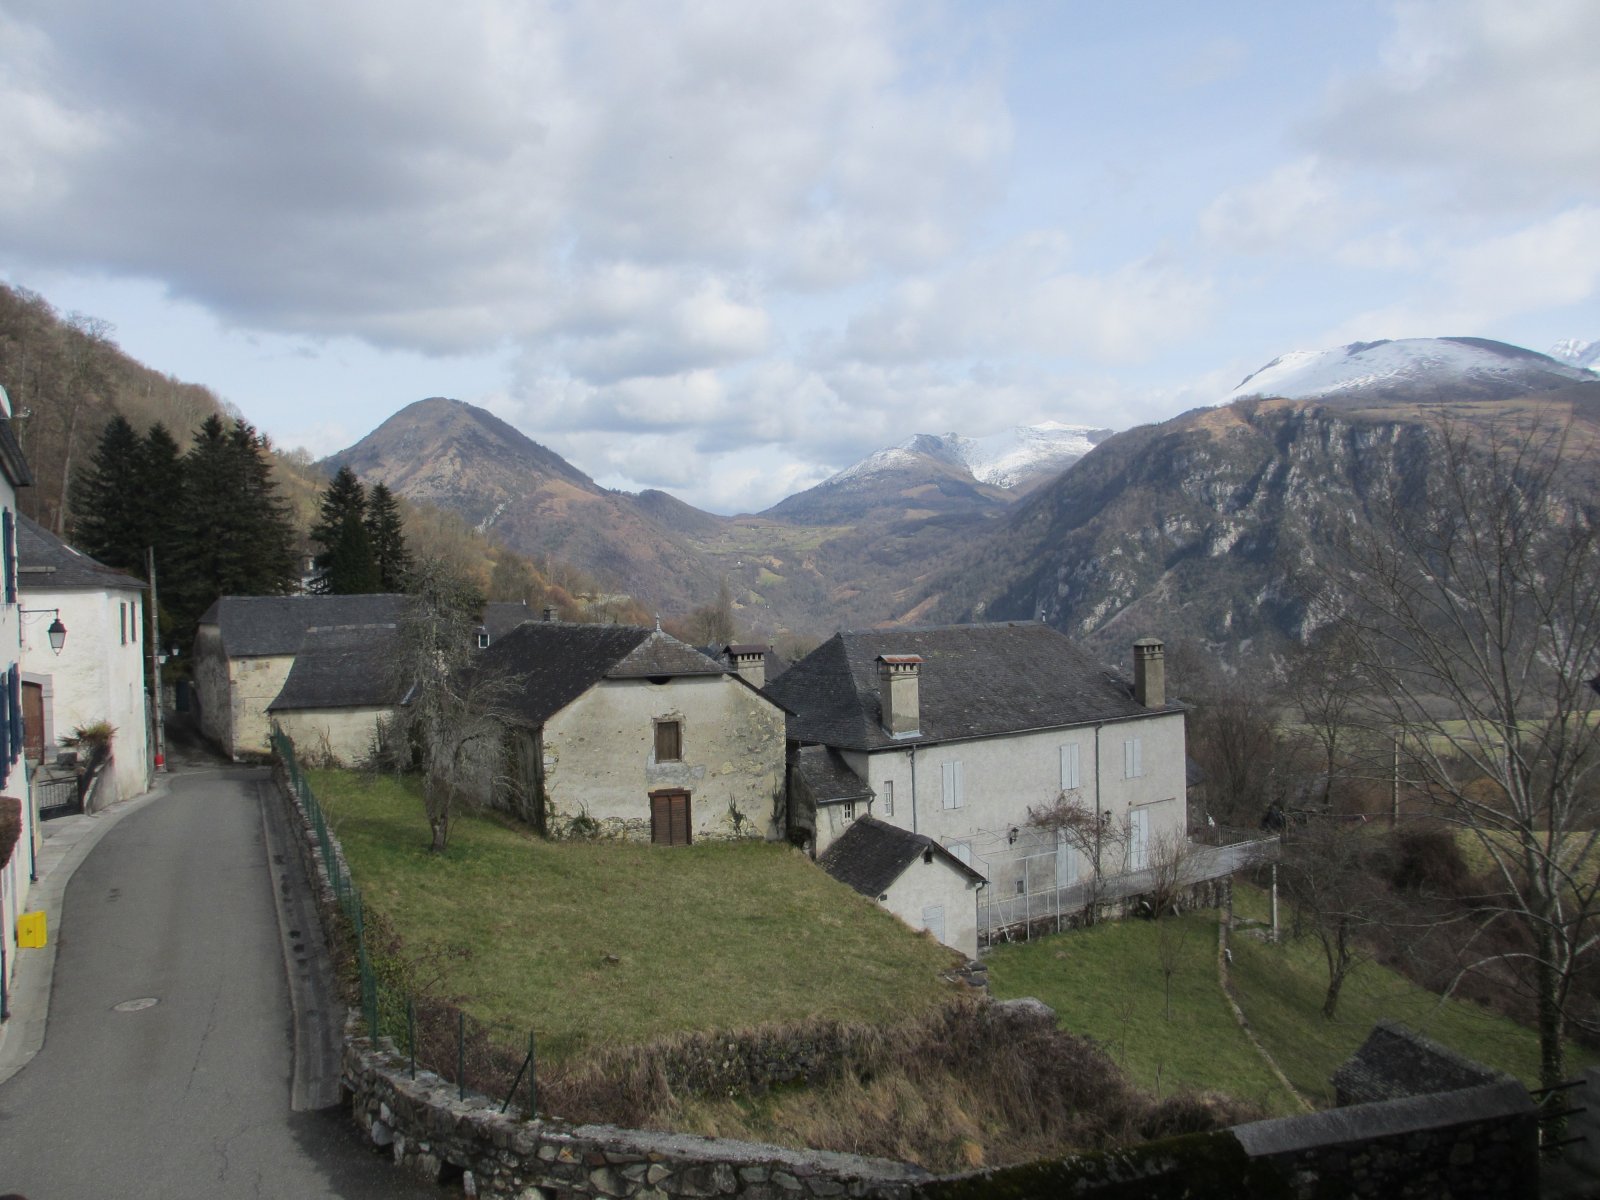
0,766,436,1199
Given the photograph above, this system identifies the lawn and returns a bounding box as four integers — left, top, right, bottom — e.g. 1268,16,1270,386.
1227,881,1588,1105
984,912,1303,1116
309,769,959,1064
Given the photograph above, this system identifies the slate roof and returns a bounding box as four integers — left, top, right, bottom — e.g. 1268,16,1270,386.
477,622,731,727
764,621,1174,751
199,594,407,658
267,624,412,712
794,745,873,805
16,514,144,592
1331,1021,1509,1106
819,816,987,898
480,601,535,643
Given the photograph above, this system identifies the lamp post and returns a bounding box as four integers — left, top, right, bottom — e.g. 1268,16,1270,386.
20,608,67,655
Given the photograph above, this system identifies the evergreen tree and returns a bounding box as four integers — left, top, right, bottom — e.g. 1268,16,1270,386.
364,481,411,591
137,423,185,577
168,416,298,644
70,415,146,573
310,465,380,594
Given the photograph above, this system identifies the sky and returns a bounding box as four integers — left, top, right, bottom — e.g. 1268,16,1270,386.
2,0,1597,514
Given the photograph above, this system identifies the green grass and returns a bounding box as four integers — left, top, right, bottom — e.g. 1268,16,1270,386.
1228,882,1588,1105
985,913,1302,1116
310,769,958,1063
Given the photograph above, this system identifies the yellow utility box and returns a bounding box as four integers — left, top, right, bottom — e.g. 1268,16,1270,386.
17,910,46,948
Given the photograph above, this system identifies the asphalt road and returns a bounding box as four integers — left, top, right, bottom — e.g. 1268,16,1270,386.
0,766,436,1199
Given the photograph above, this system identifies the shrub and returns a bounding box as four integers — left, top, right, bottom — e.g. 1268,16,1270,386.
1390,826,1471,896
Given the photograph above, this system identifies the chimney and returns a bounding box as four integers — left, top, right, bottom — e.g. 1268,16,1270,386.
1133,638,1166,708
877,654,923,736
542,606,556,622
726,644,768,689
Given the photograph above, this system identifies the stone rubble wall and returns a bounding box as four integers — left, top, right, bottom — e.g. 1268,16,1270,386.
344,1023,930,1199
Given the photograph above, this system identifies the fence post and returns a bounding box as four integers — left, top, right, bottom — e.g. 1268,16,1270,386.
408,997,416,1079
458,1010,466,1102
526,1030,537,1119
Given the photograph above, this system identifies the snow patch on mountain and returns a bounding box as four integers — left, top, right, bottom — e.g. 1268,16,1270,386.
825,422,1108,492
1551,338,1600,370
1228,337,1595,403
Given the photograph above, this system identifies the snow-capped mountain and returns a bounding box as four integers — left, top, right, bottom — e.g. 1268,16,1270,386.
828,423,1111,492
1551,338,1600,371
1228,337,1596,405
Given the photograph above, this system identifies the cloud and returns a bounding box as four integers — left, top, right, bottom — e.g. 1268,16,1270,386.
1309,0,1600,207
1200,157,1359,254
840,235,1215,366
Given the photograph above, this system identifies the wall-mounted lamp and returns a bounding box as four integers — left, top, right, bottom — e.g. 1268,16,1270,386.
20,607,67,655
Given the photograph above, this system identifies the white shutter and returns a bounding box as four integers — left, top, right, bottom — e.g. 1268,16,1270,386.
1055,829,1078,887
1130,808,1150,871
922,905,946,944
941,760,964,809
948,840,972,866
954,760,964,808
1060,743,1080,790
882,779,894,816
1124,738,1143,780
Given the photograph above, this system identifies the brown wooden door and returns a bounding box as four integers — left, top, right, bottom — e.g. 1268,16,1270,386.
650,790,691,846
21,681,44,764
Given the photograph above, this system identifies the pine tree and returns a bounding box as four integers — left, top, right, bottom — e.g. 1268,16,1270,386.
364,481,411,591
137,423,185,577
70,415,146,573
310,465,380,594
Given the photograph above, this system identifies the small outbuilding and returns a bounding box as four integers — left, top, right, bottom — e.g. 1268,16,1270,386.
819,816,987,958
266,624,412,766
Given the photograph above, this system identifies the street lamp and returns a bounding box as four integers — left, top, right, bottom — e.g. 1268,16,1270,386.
20,608,67,655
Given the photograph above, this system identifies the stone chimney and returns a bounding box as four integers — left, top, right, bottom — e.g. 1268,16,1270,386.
542,606,556,622
726,644,769,689
1133,637,1166,708
877,654,923,736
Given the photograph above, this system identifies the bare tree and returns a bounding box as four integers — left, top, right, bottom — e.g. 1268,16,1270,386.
1336,414,1600,1085
391,558,522,853
1028,791,1131,922
1278,820,1396,1019
1145,829,1196,918
1289,624,1369,814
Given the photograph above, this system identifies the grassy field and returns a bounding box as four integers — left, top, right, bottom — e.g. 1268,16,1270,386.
985,912,1302,1116
309,769,959,1064
1227,882,1585,1105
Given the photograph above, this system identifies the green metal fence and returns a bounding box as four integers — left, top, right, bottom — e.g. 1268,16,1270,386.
271,726,538,1116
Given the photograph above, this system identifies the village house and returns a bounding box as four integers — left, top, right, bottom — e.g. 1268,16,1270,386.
0,387,36,1024
193,593,405,759
16,514,151,805
765,621,1188,946
479,620,787,844
265,623,411,766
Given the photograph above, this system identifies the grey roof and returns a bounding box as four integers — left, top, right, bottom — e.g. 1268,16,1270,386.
0,416,33,489
199,594,407,658
794,745,873,806
481,601,535,642
267,625,412,712
1331,1021,1508,1105
819,817,986,897
764,621,1172,751
477,622,730,727
17,514,144,592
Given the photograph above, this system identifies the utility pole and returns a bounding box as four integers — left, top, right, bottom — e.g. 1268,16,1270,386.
147,546,167,773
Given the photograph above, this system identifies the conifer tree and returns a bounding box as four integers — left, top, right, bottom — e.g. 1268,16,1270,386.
364,481,411,591
137,423,185,576
310,465,380,594
70,415,146,573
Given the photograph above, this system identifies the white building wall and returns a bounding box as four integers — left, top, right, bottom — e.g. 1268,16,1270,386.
272,706,390,767
542,674,786,842
20,585,150,802
223,654,295,759
0,453,33,1020
858,712,1188,900
879,855,982,959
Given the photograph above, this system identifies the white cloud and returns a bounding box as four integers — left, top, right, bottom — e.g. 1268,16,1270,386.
1446,206,1600,312
1200,158,1358,254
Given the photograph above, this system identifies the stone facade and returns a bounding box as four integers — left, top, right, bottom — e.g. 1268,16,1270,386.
193,628,293,759
271,705,388,767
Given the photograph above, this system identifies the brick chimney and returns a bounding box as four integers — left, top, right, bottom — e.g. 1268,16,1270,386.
877,655,923,736
726,644,769,689
1133,638,1166,708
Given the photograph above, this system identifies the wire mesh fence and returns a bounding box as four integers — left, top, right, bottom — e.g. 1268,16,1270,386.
271,726,539,1116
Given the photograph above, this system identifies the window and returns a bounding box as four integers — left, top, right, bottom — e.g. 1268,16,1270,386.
131,600,138,642
1055,829,1079,887
1015,878,1026,895
2,509,13,604
940,760,964,809
881,779,894,817
650,790,691,846
1123,737,1143,780
654,719,682,762
120,602,127,645
947,840,972,866
1130,807,1150,871
476,631,490,649
843,801,856,820
1060,743,1080,790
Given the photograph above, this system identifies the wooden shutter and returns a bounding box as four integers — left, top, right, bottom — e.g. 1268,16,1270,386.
655,720,682,762
650,790,691,846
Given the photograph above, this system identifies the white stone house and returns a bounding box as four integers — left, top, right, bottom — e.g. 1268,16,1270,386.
266,623,412,766
819,816,987,959
765,622,1188,945
479,621,787,844
193,593,405,759
0,389,36,1024
16,514,150,805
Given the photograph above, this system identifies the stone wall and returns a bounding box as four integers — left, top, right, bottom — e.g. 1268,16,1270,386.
343,1024,931,1199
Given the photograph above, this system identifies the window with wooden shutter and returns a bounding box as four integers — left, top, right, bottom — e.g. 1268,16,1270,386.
654,719,682,762
941,760,964,809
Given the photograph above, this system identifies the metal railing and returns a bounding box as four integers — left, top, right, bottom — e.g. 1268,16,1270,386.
271,726,539,1116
